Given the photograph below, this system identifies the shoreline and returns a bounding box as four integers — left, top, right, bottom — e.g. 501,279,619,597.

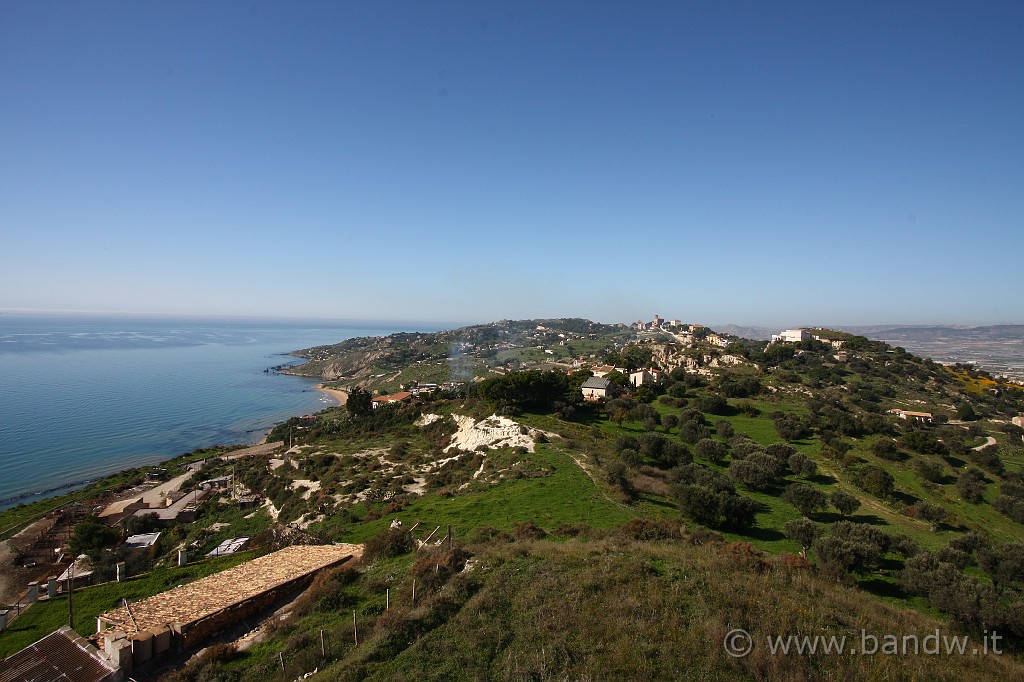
314,383,349,406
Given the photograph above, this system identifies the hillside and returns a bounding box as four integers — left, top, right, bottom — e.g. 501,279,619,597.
5,319,1024,680
283,318,630,393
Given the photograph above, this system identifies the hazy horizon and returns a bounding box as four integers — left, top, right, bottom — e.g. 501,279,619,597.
2,307,1021,334
2,3,1021,325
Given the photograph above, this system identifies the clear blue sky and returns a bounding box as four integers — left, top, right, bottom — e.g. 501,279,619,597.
2,2,1021,328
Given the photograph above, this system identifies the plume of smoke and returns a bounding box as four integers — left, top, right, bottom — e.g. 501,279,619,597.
448,341,474,382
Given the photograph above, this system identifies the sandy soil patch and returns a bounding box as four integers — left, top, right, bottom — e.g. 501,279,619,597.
416,413,443,426
444,414,537,453
290,479,322,500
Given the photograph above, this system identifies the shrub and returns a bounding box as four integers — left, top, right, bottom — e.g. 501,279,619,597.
364,526,416,561
694,394,730,415
618,518,682,541
914,459,948,484
513,520,547,540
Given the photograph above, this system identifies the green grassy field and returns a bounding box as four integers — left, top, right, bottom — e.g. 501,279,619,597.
319,444,635,544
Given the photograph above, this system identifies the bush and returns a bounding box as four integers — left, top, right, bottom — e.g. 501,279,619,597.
914,459,948,484
513,520,547,540
694,394,730,415
618,518,682,541
364,526,416,561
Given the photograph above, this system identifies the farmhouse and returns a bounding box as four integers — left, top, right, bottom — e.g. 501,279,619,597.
581,376,612,401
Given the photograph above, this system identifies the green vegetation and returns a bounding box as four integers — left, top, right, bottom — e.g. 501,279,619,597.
7,320,1024,680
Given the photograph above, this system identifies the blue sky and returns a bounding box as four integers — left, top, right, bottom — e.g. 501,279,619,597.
2,2,1021,328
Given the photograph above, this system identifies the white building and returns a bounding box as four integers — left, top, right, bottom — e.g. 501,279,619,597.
771,329,810,343
629,369,664,386
581,376,612,400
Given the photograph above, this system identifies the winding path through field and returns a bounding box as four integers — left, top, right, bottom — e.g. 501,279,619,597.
973,436,997,451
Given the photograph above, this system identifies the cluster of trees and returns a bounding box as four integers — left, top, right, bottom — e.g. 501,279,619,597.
612,434,691,470
993,473,1024,524
474,370,577,414
780,484,860,518
900,534,1024,640
671,464,758,529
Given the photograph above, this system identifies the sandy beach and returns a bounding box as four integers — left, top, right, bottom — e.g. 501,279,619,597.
315,383,349,406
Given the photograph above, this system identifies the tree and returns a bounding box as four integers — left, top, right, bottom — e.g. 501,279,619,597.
729,453,784,491
787,453,817,477
346,387,372,418
773,412,809,441
781,483,827,517
977,542,1024,589
851,465,895,500
69,516,120,561
784,518,822,556
956,468,987,504
830,490,861,517
813,521,891,574
915,459,947,484
915,503,947,532
695,438,728,465
695,394,730,415
956,402,978,421
715,419,734,440
871,438,902,461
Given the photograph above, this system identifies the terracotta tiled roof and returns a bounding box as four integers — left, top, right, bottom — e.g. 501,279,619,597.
97,544,361,636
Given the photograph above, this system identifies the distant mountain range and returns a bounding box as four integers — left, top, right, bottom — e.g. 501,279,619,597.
837,325,1024,343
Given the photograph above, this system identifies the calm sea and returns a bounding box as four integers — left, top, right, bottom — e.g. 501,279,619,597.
0,314,417,509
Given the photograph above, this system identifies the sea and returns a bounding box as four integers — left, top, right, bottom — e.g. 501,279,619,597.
0,314,421,510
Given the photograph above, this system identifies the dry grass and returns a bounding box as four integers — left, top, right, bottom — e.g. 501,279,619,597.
312,536,1024,681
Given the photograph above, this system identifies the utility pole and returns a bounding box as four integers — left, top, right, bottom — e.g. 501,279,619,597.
67,562,74,629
